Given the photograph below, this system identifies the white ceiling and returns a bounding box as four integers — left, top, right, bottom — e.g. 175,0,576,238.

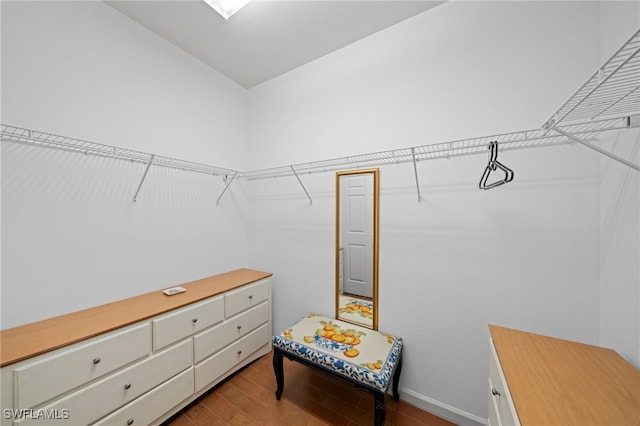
106,0,445,88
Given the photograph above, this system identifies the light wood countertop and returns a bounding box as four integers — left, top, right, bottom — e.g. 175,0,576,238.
1,269,272,367
489,324,640,426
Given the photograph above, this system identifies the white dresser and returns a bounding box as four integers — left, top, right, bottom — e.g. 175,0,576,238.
489,324,640,426
488,333,520,426
0,269,272,426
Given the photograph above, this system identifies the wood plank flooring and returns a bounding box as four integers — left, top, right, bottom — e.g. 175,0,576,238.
164,351,457,426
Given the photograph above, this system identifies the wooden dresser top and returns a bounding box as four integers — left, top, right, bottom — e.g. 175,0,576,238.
489,324,640,426
0,269,272,367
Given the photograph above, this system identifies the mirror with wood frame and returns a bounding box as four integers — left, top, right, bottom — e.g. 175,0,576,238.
335,168,379,330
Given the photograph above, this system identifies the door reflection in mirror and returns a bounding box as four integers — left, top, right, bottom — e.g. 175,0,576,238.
336,168,379,330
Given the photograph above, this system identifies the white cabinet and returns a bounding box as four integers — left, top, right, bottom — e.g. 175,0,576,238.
94,368,195,426
14,323,151,410
1,270,272,426
194,295,270,363
153,295,224,351
488,339,520,426
488,324,640,426
16,340,192,426
224,278,270,317
195,322,271,393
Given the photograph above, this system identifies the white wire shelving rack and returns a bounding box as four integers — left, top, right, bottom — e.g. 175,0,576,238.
3,117,628,204
244,27,640,201
248,27,640,184
240,118,630,202
241,119,628,179
0,124,239,203
2,29,638,203
543,28,640,172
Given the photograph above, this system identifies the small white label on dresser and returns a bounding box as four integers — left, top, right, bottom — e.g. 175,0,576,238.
163,286,186,296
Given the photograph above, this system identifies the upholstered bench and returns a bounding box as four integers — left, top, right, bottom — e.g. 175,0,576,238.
272,313,403,426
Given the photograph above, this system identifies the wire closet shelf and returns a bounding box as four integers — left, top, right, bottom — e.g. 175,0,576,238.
0,124,239,177
2,29,638,185
543,28,640,131
249,28,640,180
2,117,628,183
241,118,629,180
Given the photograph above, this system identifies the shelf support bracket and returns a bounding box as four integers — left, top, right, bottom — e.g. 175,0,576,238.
133,154,155,202
216,171,238,206
553,127,640,172
291,166,312,205
411,148,422,202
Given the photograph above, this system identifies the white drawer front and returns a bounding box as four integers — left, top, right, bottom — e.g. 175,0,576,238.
488,377,501,426
194,301,270,363
489,340,520,426
94,368,194,426
14,323,151,409
153,296,224,351
16,340,192,426
224,279,270,318
194,322,270,393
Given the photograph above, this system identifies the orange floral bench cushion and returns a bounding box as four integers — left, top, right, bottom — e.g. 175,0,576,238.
272,313,403,391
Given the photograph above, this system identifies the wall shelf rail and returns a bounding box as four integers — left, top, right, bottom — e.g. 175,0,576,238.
3,29,638,199
240,117,630,181
543,28,640,172
543,29,640,130
1,124,240,202
3,117,631,204
0,124,239,177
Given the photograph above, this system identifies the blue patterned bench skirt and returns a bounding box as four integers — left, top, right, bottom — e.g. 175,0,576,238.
272,313,403,426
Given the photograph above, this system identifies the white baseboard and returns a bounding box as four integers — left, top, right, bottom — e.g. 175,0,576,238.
398,386,487,426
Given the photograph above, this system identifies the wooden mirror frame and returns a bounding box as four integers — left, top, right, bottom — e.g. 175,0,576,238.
335,168,379,330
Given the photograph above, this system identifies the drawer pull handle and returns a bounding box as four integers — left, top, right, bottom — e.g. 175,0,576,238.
237,325,242,330
492,388,501,396
237,350,242,355
92,357,101,365
248,295,253,300
127,419,134,425
124,383,132,390
192,318,198,323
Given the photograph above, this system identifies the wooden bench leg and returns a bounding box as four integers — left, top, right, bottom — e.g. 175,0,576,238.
392,353,402,401
273,349,284,400
374,391,386,426
272,346,403,425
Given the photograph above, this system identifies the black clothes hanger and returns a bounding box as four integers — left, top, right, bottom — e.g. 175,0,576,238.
479,141,514,190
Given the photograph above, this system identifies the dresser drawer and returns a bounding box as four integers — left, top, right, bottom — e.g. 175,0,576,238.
153,296,224,351
194,322,270,393
225,279,270,318
194,301,270,363
94,368,194,426
16,340,192,425
488,376,501,426
489,339,520,426
13,323,151,409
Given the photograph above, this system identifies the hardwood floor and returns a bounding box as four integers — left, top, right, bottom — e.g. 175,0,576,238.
164,351,457,426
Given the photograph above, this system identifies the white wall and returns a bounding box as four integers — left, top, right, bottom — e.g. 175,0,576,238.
1,1,638,424
1,1,248,167
599,127,640,368
247,1,604,169
1,1,250,328
597,0,640,370
247,1,639,423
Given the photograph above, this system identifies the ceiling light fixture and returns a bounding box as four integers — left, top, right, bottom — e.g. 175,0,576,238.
204,0,251,20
